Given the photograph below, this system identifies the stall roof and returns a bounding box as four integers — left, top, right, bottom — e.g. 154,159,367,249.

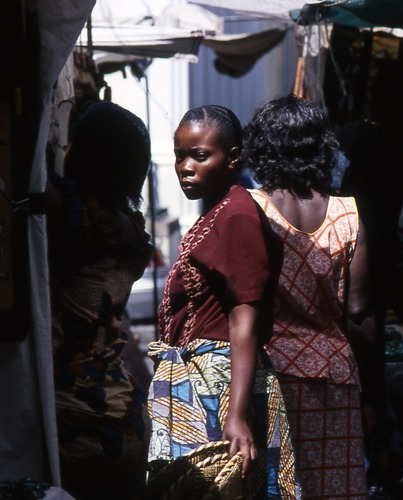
189,1,304,22
190,0,403,29
77,25,204,61
76,1,221,61
77,1,290,76
291,0,403,29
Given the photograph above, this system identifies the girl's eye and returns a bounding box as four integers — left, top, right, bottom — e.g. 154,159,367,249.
195,153,208,161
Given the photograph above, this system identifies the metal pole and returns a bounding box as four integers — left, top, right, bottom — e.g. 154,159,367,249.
144,74,159,340
86,15,93,58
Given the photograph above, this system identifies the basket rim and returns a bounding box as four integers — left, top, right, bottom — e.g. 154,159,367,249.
146,440,244,499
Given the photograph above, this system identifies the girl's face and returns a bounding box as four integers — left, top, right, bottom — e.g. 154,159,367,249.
174,120,238,208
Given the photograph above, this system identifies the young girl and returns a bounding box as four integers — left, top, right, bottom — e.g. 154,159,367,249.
147,105,301,498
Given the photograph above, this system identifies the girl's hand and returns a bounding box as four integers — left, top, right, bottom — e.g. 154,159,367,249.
223,415,257,477
226,303,260,477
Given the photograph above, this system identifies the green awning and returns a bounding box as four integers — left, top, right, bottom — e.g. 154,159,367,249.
291,0,403,29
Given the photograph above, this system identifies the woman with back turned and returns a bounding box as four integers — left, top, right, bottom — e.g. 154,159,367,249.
244,94,374,499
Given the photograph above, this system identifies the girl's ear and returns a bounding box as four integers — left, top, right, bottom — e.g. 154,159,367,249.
228,146,241,170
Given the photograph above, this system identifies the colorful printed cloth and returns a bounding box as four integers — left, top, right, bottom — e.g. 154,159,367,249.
278,374,368,499
55,330,146,455
55,328,149,498
249,189,360,385
49,174,152,498
147,339,302,499
248,189,367,498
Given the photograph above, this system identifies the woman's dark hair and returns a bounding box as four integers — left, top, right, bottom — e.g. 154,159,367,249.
64,101,150,210
177,104,243,154
242,94,339,197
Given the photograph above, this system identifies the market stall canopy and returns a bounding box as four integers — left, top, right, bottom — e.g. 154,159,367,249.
189,0,305,22
203,27,289,77
291,0,403,29
78,25,204,61
76,0,227,61
79,0,403,69
77,0,292,77
190,0,403,30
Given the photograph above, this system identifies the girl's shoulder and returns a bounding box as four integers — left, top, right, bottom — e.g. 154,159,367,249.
225,184,261,215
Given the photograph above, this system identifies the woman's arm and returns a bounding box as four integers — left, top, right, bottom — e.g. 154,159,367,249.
347,220,378,424
348,219,371,319
347,220,376,349
223,302,259,477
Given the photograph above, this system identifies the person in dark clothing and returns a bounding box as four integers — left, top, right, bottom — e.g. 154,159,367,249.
46,102,153,500
337,119,402,495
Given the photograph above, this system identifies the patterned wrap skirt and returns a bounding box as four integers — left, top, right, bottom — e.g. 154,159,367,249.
278,373,368,499
55,335,149,499
147,339,302,499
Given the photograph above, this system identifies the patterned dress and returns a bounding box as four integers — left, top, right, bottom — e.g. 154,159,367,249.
148,185,302,499
250,188,368,499
49,175,152,500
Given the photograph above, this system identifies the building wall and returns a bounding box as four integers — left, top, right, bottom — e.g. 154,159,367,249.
189,17,298,126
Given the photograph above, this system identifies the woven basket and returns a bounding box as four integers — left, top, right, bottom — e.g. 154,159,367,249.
144,441,244,500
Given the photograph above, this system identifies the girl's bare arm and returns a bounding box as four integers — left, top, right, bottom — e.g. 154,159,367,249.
223,302,259,477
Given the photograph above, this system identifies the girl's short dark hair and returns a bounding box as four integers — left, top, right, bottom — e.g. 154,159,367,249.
242,94,339,196
64,101,150,210
178,104,243,152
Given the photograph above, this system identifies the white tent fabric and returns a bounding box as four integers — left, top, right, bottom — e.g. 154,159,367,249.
77,0,217,62
189,0,306,21
155,3,224,34
30,0,97,484
90,0,222,34
0,0,95,486
203,26,289,76
79,1,291,77
78,25,204,61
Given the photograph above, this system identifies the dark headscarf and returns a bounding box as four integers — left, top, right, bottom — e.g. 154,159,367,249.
64,102,150,210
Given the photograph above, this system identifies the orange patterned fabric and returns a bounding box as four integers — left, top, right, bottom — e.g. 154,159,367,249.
249,189,360,385
277,374,367,499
